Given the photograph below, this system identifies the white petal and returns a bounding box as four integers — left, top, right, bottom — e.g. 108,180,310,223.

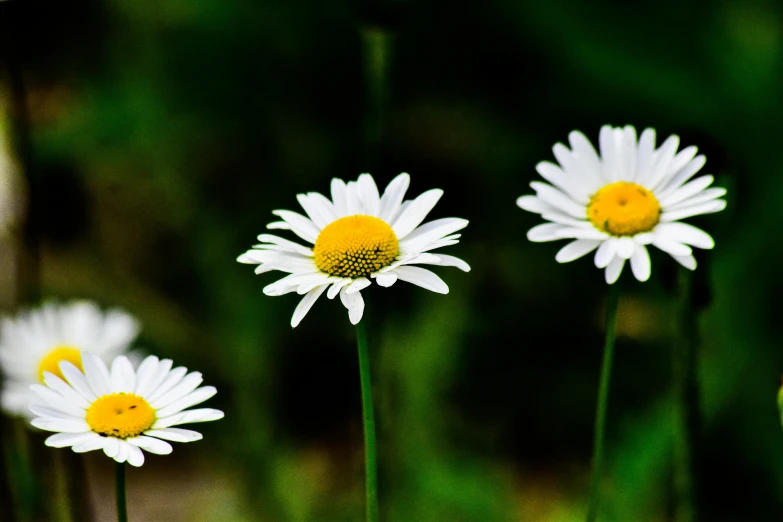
410,253,471,272
358,174,381,216
399,218,469,254
103,437,120,458
113,440,129,463
594,239,617,269
142,428,202,443
152,408,224,429
671,254,697,270
126,444,145,467
42,373,90,409
555,240,602,263
394,266,449,294
655,155,707,199
45,432,96,448
630,245,651,282
30,385,86,417
81,352,111,397
555,227,609,241
634,128,656,183
339,289,365,325
331,178,348,216
72,434,107,453
327,279,352,299
659,175,714,207
133,356,160,397
256,234,313,257
128,435,173,455
568,130,602,183
655,222,714,249
270,210,319,244
266,221,290,230
527,223,566,242
155,387,217,418
599,125,622,183
650,145,698,191
140,359,174,401
660,199,726,222
31,418,90,433
645,135,680,189
149,372,203,409
530,182,585,219
110,356,136,394
536,160,588,203
59,362,97,402
291,285,327,328
392,189,444,239
652,235,692,257
619,126,638,182
297,194,330,229
605,256,625,284
374,273,398,287
378,173,411,222
616,237,636,259
516,195,549,214
665,188,726,211
146,367,188,404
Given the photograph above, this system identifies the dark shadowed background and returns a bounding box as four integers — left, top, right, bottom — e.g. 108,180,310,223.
1,0,781,520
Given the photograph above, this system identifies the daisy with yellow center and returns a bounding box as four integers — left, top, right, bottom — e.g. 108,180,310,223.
29,352,224,467
0,301,140,417
237,173,470,327
517,125,726,283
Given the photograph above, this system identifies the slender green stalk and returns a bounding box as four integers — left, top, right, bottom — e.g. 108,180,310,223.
586,285,620,522
673,269,698,522
115,462,127,522
356,319,379,522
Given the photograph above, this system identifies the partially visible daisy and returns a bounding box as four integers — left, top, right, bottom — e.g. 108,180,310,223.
29,352,224,467
517,125,726,283
238,173,470,327
0,301,140,417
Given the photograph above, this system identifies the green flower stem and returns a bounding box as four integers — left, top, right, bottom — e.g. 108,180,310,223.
356,319,379,522
115,462,127,522
361,26,390,171
586,284,620,522
673,269,698,522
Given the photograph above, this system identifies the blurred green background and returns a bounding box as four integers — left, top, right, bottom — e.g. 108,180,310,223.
1,0,781,520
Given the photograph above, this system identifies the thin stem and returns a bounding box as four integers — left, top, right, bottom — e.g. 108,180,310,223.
115,462,127,522
586,284,620,522
673,269,698,522
356,319,379,522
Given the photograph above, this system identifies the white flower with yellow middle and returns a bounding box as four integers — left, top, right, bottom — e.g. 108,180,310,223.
238,173,470,327
517,125,727,283
0,301,139,417
29,353,224,467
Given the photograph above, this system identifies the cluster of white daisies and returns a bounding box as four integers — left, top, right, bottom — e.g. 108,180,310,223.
0,301,224,467
0,124,727,466
238,125,725,324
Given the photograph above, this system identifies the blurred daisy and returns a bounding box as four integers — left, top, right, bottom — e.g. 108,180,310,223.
517,125,726,284
238,173,470,327
0,301,139,417
29,353,224,467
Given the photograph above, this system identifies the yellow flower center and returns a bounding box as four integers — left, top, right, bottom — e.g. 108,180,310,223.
38,346,83,382
587,182,661,236
86,393,156,439
313,215,399,278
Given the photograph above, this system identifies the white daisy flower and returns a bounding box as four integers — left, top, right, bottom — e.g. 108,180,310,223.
237,173,470,327
29,352,224,467
517,125,727,284
0,301,140,417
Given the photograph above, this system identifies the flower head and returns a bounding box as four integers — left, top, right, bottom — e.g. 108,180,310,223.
0,301,140,417
518,125,726,283
29,353,224,467
238,173,470,327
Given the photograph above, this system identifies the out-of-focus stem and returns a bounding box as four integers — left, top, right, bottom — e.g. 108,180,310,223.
361,26,390,172
586,285,620,522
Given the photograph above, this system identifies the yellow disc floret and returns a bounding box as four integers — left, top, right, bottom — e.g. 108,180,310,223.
587,182,661,236
86,393,156,439
38,346,83,382
314,215,399,278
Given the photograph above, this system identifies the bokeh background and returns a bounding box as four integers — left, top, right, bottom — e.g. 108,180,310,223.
1,0,782,520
